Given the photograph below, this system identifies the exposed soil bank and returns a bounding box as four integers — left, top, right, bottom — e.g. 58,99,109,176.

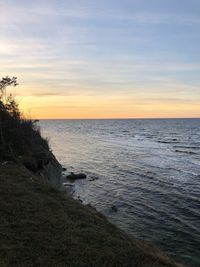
0,163,184,267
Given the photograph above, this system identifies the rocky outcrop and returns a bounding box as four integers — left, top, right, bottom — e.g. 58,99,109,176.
22,151,62,189
40,153,62,189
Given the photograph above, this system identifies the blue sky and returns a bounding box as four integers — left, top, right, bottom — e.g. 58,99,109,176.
0,0,200,118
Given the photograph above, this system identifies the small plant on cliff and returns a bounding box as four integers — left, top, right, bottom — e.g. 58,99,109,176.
0,76,49,170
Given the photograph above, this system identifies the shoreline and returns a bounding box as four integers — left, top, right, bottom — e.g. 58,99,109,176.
0,161,184,267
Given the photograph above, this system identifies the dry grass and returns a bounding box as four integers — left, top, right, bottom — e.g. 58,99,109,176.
0,163,184,267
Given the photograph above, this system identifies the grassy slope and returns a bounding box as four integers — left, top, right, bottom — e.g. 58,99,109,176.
0,163,184,267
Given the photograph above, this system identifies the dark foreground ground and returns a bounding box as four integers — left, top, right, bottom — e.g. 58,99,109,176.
0,163,184,267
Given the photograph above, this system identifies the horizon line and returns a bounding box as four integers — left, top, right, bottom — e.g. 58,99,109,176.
36,117,200,120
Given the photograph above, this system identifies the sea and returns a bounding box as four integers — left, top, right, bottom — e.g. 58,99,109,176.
40,119,200,267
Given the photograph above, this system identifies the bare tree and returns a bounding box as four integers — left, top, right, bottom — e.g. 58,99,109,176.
0,76,19,147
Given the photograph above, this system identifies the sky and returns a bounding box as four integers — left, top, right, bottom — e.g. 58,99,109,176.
0,0,200,119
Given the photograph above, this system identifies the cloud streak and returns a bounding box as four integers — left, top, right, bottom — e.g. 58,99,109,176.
0,0,200,118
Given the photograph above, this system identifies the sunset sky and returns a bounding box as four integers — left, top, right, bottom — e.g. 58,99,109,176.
0,0,200,118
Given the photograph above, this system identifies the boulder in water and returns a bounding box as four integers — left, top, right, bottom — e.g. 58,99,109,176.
111,205,118,212
66,172,87,180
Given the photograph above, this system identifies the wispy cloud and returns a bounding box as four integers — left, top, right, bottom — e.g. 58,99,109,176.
0,0,200,118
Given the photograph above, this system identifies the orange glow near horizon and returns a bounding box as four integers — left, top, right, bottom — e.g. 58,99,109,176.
19,94,200,120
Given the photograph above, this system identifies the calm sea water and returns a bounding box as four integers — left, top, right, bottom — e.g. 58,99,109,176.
40,119,200,267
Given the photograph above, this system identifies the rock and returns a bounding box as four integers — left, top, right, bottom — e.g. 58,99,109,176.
63,183,74,187
40,153,62,189
111,206,118,212
62,167,67,171
63,182,75,195
77,196,83,203
89,176,99,181
66,172,87,180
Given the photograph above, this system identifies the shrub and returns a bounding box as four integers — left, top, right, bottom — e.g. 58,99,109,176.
0,76,49,170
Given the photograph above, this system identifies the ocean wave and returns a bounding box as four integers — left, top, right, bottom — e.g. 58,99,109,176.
174,150,198,155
